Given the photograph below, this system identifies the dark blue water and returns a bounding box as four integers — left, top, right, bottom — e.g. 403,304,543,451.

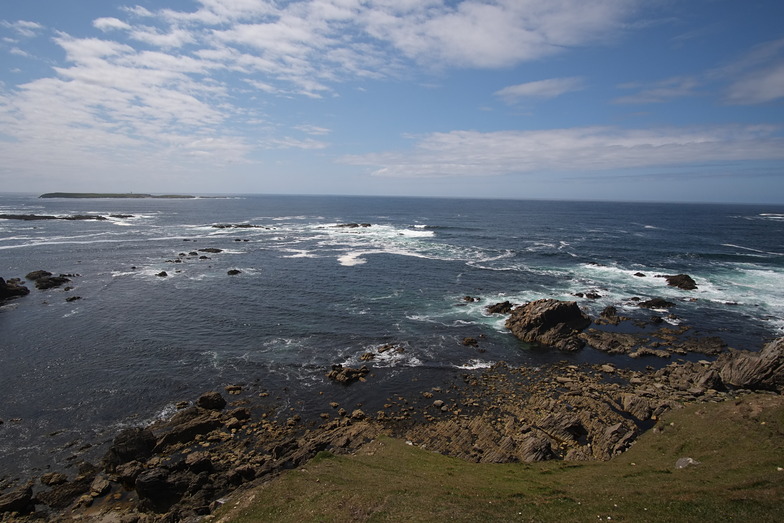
1,194,783,482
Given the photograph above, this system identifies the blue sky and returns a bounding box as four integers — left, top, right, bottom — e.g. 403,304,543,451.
1,0,783,203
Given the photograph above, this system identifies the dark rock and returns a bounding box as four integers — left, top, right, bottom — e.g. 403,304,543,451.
0,483,33,514
521,436,555,462
634,272,646,277
35,275,71,289
227,269,242,275
462,337,479,347
65,296,81,302
326,364,369,385
486,301,513,315
26,270,52,281
135,468,185,512
40,472,68,486
154,413,223,451
334,223,371,228
0,277,29,302
198,248,223,253
718,337,784,392
663,274,697,290
115,461,144,488
463,296,479,302
36,475,92,509
156,271,168,277
579,329,642,355
505,299,591,351
638,297,676,309
102,427,157,472
196,391,227,411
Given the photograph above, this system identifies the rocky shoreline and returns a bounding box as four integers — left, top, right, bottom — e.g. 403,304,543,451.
2,268,783,522
1,334,781,521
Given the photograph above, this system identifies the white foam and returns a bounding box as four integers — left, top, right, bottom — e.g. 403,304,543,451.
456,359,494,370
337,251,368,266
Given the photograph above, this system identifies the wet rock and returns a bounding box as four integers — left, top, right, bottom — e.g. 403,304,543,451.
326,364,369,385
197,391,227,410
26,270,72,289
663,274,698,290
227,269,242,275
0,277,30,302
198,248,223,253
505,299,591,351
486,301,514,315
639,297,676,309
334,223,371,228
156,271,168,277
462,337,479,347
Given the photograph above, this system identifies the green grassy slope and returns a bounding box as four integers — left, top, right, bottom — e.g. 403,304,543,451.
214,393,784,523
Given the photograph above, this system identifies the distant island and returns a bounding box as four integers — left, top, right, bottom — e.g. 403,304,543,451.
39,192,197,199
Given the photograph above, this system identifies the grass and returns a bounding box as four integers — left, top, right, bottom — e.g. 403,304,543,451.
213,393,784,522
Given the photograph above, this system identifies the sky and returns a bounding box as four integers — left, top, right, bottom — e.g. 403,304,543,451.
1,0,784,203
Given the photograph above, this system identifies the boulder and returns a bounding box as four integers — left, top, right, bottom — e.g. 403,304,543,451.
0,483,33,515
326,364,369,385
505,299,591,351
663,274,697,290
102,427,157,472
638,297,676,309
718,337,784,392
0,277,29,302
196,391,227,410
486,301,513,315
520,436,556,462
135,468,186,513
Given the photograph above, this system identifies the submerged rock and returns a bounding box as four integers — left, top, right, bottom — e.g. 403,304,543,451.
505,299,591,351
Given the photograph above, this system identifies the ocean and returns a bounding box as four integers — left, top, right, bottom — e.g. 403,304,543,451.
1,194,783,483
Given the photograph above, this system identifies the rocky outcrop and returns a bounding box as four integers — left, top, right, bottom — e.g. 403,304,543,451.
326,365,370,384
661,274,698,290
486,301,514,315
334,223,371,228
0,214,108,221
25,270,73,290
505,299,591,351
638,297,676,309
718,337,784,392
0,483,33,515
0,277,29,302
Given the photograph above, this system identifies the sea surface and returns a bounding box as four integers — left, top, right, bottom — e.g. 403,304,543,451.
1,194,783,483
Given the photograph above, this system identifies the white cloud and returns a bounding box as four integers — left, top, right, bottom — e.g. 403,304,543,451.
343,126,784,177
614,76,699,104
495,77,585,103
1,20,44,38
726,63,784,105
93,17,131,32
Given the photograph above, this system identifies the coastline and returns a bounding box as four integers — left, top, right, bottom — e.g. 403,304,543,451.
38,193,197,199
1,332,781,521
